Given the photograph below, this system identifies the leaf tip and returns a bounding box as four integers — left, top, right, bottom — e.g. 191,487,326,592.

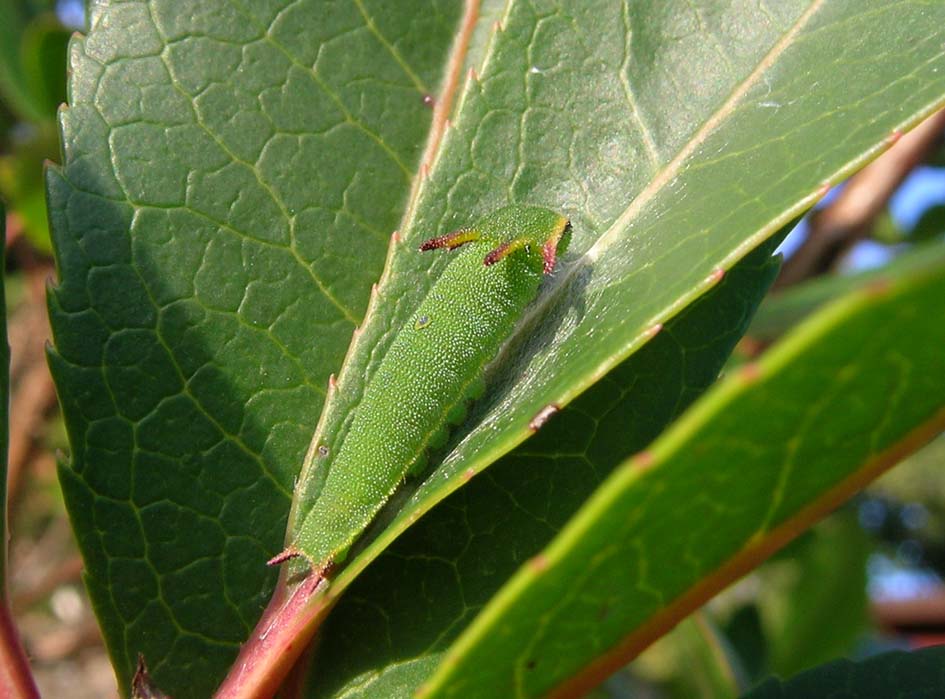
132,654,170,699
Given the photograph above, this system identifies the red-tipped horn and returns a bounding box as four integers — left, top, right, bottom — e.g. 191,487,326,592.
419,228,479,251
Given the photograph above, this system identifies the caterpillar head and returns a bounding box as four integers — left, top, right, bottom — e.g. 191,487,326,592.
420,205,571,275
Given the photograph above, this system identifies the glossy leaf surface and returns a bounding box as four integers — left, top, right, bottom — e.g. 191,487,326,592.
419,255,945,699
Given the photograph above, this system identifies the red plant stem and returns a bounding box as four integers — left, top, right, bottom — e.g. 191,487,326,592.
0,599,40,699
213,573,332,699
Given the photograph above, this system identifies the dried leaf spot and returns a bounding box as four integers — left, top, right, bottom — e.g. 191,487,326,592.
706,268,725,286
864,277,893,298
644,322,663,339
529,403,560,431
630,450,655,472
740,362,763,384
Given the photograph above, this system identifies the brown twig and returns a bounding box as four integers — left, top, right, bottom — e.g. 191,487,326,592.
872,589,945,633
6,362,56,499
775,108,945,289
4,212,24,250
0,602,41,699
5,258,56,500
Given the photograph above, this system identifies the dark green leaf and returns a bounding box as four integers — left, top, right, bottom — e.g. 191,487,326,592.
0,3,45,122
748,241,945,342
742,646,945,699
47,2,463,695
634,615,744,699
20,14,70,117
418,255,945,698
763,513,871,677
911,204,945,244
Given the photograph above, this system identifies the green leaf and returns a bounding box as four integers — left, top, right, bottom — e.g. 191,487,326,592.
911,204,945,244
304,238,782,698
0,7,67,123
0,3,43,122
47,2,463,696
0,122,60,252
298,0,945,613
633,614,744,699
741,646,945,699
748,241,945,343
416,254,945,699
19,14,70,118
762,513,871,678
722,605,769,687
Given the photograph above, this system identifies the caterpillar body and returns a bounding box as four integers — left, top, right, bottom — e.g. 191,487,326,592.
281,205,571,574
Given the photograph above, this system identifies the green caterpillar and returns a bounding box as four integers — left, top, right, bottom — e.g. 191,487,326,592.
273,205,571,574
